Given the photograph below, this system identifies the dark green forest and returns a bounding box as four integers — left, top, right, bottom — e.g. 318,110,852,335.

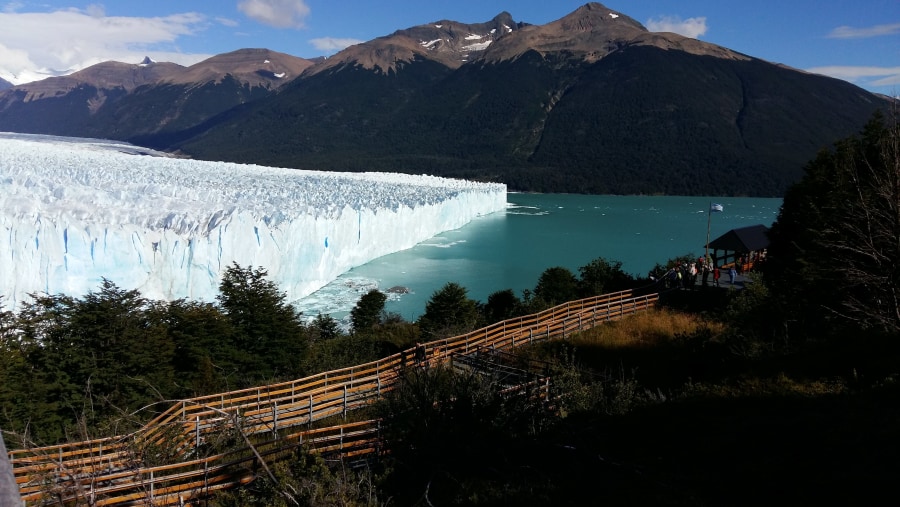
169,48,888,197
0,254,637,448
2,113,899,505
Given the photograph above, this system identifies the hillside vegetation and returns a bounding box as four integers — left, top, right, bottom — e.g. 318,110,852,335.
172,47,887,197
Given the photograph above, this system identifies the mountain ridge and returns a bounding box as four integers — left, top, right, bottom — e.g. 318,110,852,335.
0,2,891,197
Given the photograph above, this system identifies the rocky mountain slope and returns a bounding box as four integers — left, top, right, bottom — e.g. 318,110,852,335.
0,3,891,196
0,48,312,139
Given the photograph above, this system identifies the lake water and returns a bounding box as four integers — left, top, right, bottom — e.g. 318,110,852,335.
296,193,782,322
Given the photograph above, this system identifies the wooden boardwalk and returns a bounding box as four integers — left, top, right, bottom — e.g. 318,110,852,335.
7,289,659,506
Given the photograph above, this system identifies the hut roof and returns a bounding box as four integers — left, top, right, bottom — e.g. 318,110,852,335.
707,224,770,253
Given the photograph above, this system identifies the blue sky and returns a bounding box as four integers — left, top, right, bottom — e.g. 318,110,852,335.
0,0,897,95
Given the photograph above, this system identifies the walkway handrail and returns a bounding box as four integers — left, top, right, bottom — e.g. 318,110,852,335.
11,289,658,505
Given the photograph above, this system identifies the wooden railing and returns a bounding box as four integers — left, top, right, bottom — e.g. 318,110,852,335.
9,289,658,505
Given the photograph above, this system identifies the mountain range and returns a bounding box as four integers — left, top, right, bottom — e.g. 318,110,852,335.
0,2,891,196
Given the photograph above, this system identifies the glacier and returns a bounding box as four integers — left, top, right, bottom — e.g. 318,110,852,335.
0,133,507,311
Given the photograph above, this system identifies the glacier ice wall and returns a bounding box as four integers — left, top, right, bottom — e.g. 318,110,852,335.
0,133,507,310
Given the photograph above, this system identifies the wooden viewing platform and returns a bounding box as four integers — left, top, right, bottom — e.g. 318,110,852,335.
7,288,660,506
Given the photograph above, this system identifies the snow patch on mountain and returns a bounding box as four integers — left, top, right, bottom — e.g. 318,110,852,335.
462,40,493,51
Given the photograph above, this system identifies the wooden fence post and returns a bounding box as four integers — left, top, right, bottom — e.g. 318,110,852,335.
273,402,278,438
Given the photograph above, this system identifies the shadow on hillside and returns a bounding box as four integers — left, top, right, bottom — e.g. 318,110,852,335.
382,380,899,506
534,382,900,506
489,289,900,505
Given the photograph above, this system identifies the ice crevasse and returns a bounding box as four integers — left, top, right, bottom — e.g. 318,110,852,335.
0,134,507,309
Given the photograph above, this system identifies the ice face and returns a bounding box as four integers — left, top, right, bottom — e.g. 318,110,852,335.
0,133,507,310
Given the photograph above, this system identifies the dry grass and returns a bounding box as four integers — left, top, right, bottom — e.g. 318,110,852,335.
684,372,849,399
568,307,725,349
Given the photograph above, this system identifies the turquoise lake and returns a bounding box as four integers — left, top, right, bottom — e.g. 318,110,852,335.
297,194,783,322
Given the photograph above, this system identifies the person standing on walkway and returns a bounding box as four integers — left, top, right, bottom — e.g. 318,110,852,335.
729,266,737,285
713,266,720,287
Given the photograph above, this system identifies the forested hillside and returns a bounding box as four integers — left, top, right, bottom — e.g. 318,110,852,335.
171,45,887,197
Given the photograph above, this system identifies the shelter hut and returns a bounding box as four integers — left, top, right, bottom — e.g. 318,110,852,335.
706,224,769,273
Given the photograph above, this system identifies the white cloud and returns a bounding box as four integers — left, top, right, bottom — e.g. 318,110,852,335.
238,0,310,29
0,7,211,85
2,2,24,13
309,37,364,52
806,65,900,89
646,15,708,39
827,23,900,39
806,65,900,95
85,3,104,18
216,17,239,28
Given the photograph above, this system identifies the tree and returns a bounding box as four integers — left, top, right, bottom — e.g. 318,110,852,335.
216,263,308,383
350,289,387,333
578,257,634,297
483,289,523,323
375,365,550,505
418,282,481,340
312,313,341,341
165,299,237,396
68,280,175,414
533,266,578,306
765,111,900,335
1,282,175,444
